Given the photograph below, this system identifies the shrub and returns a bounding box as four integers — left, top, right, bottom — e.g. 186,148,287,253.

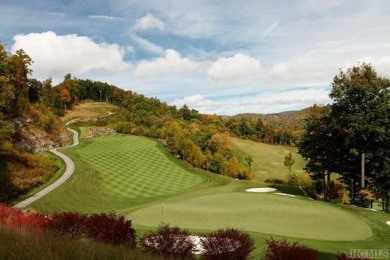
83,212,136,248
336,252,369,260
47,212,87,237
140,223,194,259
263,237,318,260
284,174,299,186
200,228,254,260
264,178,284,185
0,205,49,230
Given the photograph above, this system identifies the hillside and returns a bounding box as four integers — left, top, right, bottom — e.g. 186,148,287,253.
232,138,306,182
231,108,311,132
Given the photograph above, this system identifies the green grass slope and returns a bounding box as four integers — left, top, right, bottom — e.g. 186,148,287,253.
31,130,224,213
232,138,307,182
129,192,372,241
29,132,389,259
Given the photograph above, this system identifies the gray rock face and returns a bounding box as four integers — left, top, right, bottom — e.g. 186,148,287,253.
86,127,115,139
13,115,70,154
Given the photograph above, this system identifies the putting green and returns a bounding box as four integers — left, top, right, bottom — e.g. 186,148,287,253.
129,192,372,241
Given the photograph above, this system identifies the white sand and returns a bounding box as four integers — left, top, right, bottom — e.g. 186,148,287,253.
386,221,390,226
274,192,296,197
246,188,277,193
191,236,204,254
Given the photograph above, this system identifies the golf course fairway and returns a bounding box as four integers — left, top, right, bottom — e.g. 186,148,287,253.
30,130,389,258
128,192,372,241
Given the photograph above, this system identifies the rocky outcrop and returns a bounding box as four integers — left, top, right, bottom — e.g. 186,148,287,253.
13,115,70,154
86,127,115,139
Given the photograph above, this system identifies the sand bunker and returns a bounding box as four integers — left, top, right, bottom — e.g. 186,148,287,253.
246,188,277,193
274,192,296,197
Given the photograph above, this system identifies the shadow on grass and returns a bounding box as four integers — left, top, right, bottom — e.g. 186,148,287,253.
268,184,305,196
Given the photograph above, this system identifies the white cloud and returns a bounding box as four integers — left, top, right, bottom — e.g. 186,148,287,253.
172,94,220,112
134,13,165,31
11,31,129,76
131,34,165,55
134,49,200,77
207,53,262,81
270,56,337,84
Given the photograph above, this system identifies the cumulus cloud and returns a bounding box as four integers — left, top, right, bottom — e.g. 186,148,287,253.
134,49,200,77
11,31,129,76
134,13,165,31
172,94,221,114
270,57,336,84
207,53,262,81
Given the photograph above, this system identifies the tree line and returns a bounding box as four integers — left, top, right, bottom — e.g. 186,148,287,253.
1,42,253,182
298,64,390,211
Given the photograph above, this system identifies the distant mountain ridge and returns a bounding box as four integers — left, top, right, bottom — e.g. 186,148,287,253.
224,108,311,131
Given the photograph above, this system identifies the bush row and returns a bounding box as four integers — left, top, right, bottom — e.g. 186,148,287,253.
1,205,362,259
140,224,254,259
0,205,135,248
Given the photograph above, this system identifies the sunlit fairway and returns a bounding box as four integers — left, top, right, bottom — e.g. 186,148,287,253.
128,192,372,241
32,132,220,213
31,130,390,258
233,138,307,182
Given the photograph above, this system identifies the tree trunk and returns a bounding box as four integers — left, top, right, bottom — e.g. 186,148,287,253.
361,152,365,189
323,173,328,201
326,170,331,201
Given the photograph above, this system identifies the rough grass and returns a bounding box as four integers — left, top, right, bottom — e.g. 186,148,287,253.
232,138,307,182
61,101,119,122
0,225,163,260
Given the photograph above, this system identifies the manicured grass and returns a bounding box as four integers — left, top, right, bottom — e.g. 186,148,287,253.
29,132,389,259
31,131,225,213
232,138,307,182
128,192,372,241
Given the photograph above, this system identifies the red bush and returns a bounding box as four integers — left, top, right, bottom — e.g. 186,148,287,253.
0,204,48,230
263,237,318,260
200,228,254,260
83,212,136,248
140,223,195,259
47,211,87,237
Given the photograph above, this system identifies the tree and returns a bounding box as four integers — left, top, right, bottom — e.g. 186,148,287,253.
284,152,295,175
330,63,390,206
59,88,72,110
298,105,343,201
244,155,253,171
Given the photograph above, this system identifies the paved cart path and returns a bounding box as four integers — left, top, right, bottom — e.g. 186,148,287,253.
14,127,79,209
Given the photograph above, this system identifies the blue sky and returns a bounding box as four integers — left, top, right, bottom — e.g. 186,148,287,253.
1,0,390,115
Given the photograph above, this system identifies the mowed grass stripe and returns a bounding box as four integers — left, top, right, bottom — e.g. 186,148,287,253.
77,135,204,199
129,192,373,241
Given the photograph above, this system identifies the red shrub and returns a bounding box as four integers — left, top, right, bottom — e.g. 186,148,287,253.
83,212,136,248
200,228,254,260
140,223,194,259
0,205,49,230
47,212,87,237
263,237,318,260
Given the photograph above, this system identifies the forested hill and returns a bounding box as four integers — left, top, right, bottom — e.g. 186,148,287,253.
0,42,309,203
223,109,312,146
231,109,308,131
0,44,69,202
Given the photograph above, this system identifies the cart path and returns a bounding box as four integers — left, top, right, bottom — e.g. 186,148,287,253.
14,127,79,209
